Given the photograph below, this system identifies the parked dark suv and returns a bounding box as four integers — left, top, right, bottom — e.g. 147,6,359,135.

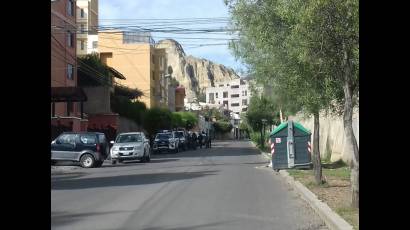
51,132,109,168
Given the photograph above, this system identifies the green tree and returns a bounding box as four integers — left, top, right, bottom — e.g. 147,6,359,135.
171,112,184,128
226,0,359,207
111,95,146,124
213,121,233,133
78,53,112,87
142,108,172,137
179,112,198,130
226,0,341,185
246,95,279,147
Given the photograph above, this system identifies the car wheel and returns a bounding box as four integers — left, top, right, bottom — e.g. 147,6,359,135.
111,160,117,165
80,154,95,168
118,159,123,163
141,151,146,163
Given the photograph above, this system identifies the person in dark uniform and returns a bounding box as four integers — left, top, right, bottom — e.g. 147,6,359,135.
198,132,203,149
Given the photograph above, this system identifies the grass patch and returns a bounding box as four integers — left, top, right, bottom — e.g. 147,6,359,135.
336,206,359,230
287,169,309,180
286,166,358,229
324,167,350,180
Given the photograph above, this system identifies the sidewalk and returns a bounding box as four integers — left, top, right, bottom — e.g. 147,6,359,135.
251,141,355,230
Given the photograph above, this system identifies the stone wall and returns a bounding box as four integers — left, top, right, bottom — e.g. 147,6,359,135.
293,108,359,164
83,86,111,114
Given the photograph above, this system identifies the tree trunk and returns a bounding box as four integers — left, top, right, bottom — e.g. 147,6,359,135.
260,128,264,147
343,79,359,209
313,112,323,184
342,47,359,209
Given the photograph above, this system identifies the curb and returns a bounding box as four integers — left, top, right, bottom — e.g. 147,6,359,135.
250,141,354,230
279,170,353,230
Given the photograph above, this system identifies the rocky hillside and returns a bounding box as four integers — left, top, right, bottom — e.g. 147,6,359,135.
157,39,240,102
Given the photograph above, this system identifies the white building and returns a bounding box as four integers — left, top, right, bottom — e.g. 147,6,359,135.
76,0,99,56
205,78,251,115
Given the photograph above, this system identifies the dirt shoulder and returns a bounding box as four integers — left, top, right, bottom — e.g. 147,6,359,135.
287,163,359,229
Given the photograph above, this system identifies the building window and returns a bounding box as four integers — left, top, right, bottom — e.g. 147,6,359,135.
223,100,228,108
242,99,247,105
92,41,98,49
152,55,155,64
152,71,155,80
244,90,247,96
80,40,84,50
81,24,85,33
215,92,218,98
242,107,248,112
67,0,74,16
231,94,240,98
67,64,74,80
231,85,239,89
231,103,240,107
80,9,85,18
209,93,214,104
219,84,224,87
67,32,74,47
234,119,239,125
223,92,228,98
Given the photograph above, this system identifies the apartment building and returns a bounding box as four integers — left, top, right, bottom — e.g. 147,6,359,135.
98,31,167,108
76,0,98,55
205,78,251,114
51,0,88,134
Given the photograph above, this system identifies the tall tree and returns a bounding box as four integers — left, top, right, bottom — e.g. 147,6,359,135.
226,0,359,207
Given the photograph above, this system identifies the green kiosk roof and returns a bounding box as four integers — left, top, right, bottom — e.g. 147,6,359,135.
270,121,311,136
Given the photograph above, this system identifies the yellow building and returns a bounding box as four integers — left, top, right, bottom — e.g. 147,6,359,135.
98,31,167,108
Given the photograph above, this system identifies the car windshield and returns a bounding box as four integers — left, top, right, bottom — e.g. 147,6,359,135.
176,132,184,138
115,134,142,143
156,133,171,140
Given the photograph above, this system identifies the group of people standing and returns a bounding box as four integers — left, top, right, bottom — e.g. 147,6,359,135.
187,131,212,150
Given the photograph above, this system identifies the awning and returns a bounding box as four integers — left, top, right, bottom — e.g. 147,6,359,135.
108,67,126,80
51,87,87,102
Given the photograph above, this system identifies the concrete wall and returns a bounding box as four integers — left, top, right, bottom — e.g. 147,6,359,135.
293,108,359,164
118,116,143,133
83,86,111,114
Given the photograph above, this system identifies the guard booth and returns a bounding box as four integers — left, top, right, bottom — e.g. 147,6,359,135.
270,121,312,171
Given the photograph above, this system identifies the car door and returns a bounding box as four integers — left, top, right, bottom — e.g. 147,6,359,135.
51,134,77,160
77,134,98,160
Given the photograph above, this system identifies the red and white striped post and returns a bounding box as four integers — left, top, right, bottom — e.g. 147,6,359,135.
307,141,311,154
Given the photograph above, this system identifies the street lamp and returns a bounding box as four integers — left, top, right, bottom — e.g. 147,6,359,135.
261,119,267,148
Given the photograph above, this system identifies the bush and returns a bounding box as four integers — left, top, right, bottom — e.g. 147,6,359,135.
111,95,146,124
213,121,233,133
142,108,172,137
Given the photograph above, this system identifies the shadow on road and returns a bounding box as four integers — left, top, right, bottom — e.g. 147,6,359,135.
101,158,180,168
140,221,233,230
51,170,219,190
156,147,260,159
51,210,131,226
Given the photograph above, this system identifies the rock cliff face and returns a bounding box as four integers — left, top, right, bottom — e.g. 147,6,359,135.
157,39,240,102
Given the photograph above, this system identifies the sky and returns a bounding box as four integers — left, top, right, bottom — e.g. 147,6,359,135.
99,0,246,74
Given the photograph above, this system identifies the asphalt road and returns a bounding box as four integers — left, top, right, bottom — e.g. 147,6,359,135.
51,140,327,230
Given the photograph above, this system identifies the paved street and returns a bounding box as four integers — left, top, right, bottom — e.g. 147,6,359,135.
51,140,327,230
